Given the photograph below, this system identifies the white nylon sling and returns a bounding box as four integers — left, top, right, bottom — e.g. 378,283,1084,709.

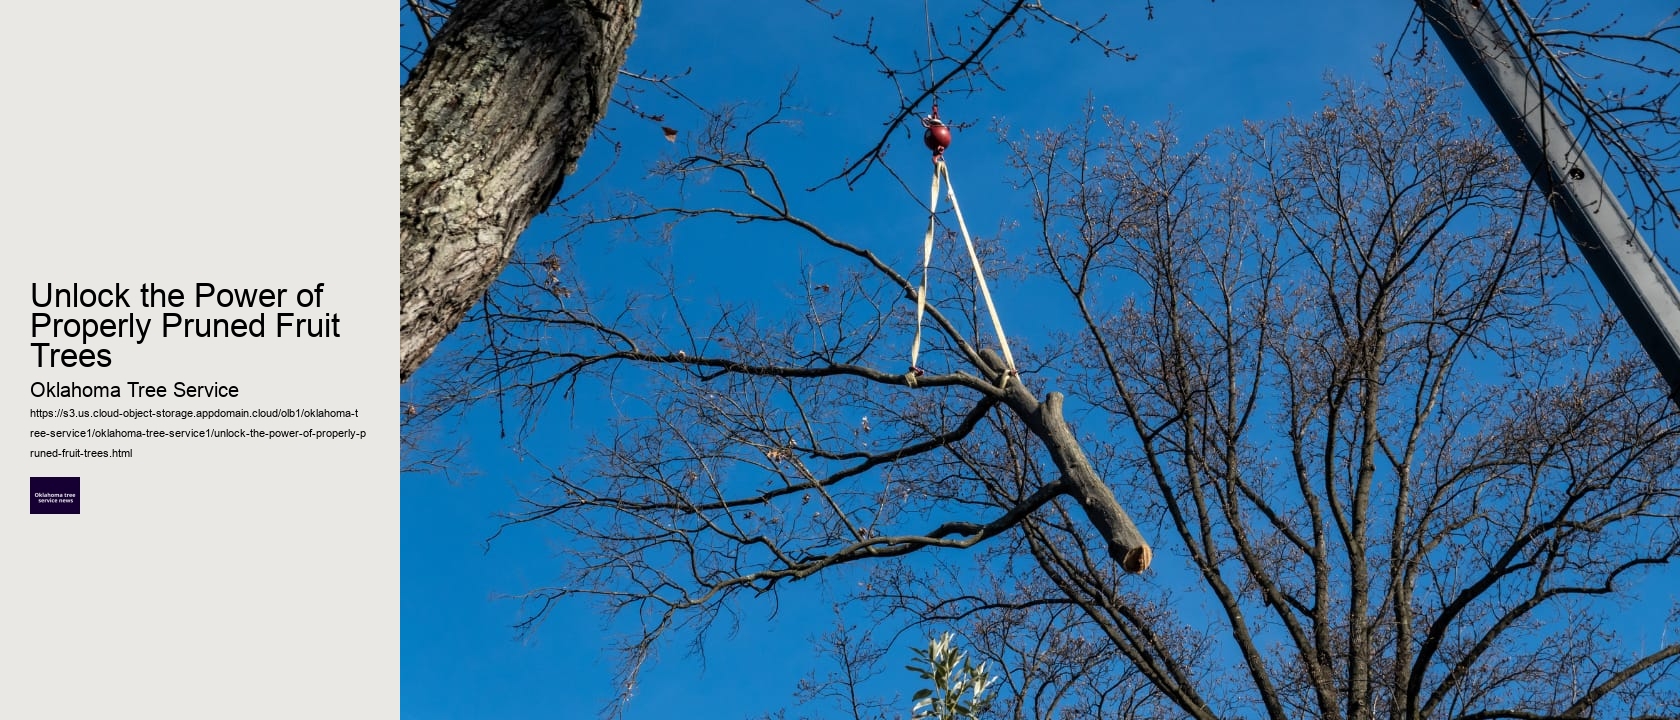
909,158,1018,379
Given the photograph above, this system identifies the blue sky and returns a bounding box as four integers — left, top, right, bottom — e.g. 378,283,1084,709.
400,3,1676,718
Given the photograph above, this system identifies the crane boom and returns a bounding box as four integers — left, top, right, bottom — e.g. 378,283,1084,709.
1416,0,1680,402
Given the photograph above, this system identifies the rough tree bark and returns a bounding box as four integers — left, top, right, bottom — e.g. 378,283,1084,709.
400,0,641,381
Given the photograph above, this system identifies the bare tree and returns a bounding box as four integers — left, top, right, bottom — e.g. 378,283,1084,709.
409,56,1680,720
1007,69,1680,719
400,2,1680,718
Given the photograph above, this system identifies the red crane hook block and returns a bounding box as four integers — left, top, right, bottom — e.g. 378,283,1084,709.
922,104,951,159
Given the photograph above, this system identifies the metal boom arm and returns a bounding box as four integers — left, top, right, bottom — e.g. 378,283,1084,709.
1416,0,1680,402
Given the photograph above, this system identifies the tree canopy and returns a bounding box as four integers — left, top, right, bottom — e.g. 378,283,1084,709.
401,3,1680,718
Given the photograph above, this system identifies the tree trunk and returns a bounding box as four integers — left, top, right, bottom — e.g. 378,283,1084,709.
400,0,641,381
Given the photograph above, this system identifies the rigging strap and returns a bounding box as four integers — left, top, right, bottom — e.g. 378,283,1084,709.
909,158,1018,381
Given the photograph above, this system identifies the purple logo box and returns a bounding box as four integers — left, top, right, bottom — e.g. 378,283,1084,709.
31,477,80,514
